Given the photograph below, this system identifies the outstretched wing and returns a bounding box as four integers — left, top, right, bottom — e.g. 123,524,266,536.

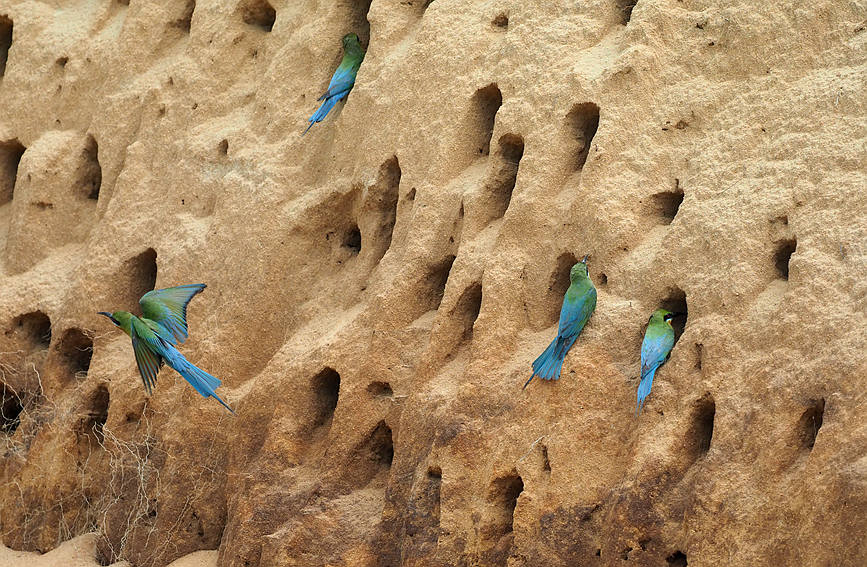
139,284,206,345
130,317,165,395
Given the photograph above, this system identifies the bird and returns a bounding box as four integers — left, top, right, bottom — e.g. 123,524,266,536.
525,256,597,389
98,284,234,414
636,308,676,414
304,32,365,134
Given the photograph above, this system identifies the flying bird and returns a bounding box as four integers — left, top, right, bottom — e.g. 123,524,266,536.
98,284,234,414
525,256,597,388
304,32,365,134
637,308,676,414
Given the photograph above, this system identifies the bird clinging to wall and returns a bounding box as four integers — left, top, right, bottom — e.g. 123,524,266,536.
525,256,597,389
304,32,365,135
637,308,676,414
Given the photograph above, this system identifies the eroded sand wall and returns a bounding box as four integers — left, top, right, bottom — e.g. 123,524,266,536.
0,1,865,566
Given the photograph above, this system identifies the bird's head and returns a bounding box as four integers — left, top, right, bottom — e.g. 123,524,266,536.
342,33,361,50
98,310,133,335
650,308,675,326
569,255,590,282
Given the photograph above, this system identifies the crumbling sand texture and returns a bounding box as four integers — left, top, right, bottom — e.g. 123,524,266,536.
0,0,865,566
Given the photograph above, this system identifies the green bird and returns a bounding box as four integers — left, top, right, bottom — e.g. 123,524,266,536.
304,32,365,134
98,284,234,414
637,308,676,414
525,256,597,388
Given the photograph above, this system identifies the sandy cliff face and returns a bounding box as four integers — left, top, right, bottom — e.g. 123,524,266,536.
0,0,865,566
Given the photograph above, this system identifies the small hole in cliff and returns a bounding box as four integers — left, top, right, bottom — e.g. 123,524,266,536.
488,472,523,535
0,138,25,205
0,15,12,77
688,394,715,459
798,398,824,451
124,248,158,306
428,465,442,478
618,1,639,25
218,139,228,155
343,225,362,255
409,0,435,16
651,185,684,224
666,550,688,566
548,252,578,324
454,282,482,340
428,255,456,312
694,343,703,370
367,381,393,398
1,383,23,434
487,133,524,220
84,384,110,444
370,156,401,264
621,547,633,560
541,444,551,472
56,56,69,68
774,238,796,280
311,367,340,429
11,311,52,349
596,272,608,287
469,84,502,157
347,0,373,48
566,102,600,170
241,0,276,31
171,0,195,32
369,420,394,467
80,135,102,200
492,13,508,29
661,287,687,344
406,187,416,201
58,328,94,378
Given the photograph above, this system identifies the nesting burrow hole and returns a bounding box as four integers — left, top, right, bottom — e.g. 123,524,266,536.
798,398,824,451
421,255,456,314
0,138,25,205
0,15,12,77
566,102,600,170
240,0,276,31
170,0,196,32
367,156,401,265
492,12,509,29
1,382,23,434
661,287,688,343
454,282,482,340
311,367,340,429
469,84,503,157
124,248,158,307
10,311,52,349
774,237,796,280
687,394,715,461
342,224,362,255
57,328,94,378
217,139,228,156
79,135,102,200
651,180,684,224
488,134,524,220
618,1,639,25
347,0,373,47
666,551,688,566
348,420,394,487
547,252,579,324
486,471,524,551
83,384,110,445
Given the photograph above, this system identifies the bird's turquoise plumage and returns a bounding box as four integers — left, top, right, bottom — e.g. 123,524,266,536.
637,309,676,414
304,33,365,134
98,284,234,414
525,258,597,388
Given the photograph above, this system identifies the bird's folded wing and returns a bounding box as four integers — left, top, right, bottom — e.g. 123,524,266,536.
139,284,206,345
557,289,597,340
640,332,674,378
318,65,357,101
130,319,164,395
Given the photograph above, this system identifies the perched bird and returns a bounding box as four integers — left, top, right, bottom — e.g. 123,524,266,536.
525,256,597,388
637,308,676,414
304,32,365,134
98,284,234,414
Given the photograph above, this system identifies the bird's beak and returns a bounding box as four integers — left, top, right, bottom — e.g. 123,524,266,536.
581,255,589,264
97,311,112,318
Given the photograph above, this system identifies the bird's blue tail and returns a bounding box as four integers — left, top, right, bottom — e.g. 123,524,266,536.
164,349,235,414
636,367,658,415
524,337,567,389
304,90,349,135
